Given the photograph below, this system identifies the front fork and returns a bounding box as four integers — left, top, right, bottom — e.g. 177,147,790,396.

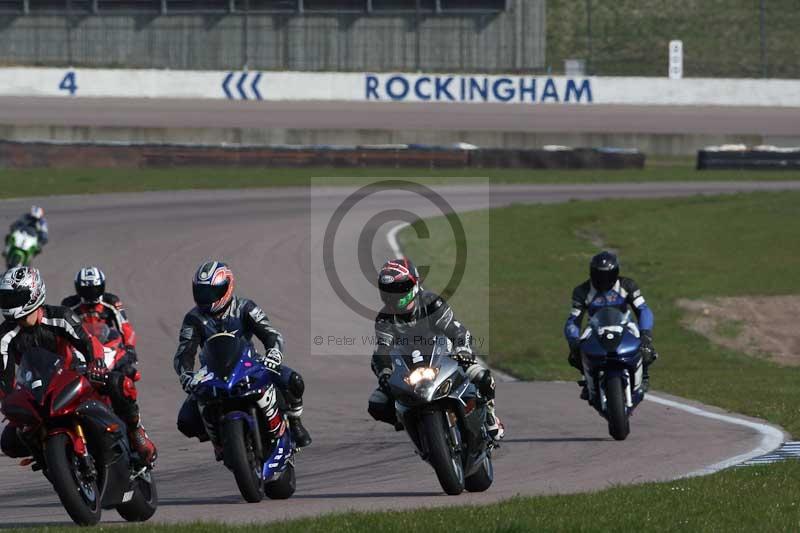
73,423,97,481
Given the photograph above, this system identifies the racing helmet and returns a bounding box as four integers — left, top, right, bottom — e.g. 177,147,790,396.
0,266,46,320
75,266,106,303
590,251,620,293
378,258,420,313
193,261,235,314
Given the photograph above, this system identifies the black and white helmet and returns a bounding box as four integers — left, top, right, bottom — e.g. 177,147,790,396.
75,266,106,303
0,266,47,319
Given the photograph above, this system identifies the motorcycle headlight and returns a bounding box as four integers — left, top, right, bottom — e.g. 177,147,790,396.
406,367,437,386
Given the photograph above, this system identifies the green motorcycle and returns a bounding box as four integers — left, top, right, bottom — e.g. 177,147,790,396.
4,228,40,268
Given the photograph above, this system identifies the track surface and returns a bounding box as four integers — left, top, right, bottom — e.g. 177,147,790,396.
2,97,800,135
0,182,794,526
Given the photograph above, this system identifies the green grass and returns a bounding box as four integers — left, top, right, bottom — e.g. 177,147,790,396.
2,166,800,198
402,191,800,436
13,461,800,532
547,0,800,78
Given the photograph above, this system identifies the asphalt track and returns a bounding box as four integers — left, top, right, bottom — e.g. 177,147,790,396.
1,97,800,135
0,181,795,527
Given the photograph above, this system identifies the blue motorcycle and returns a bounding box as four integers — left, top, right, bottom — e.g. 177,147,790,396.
191,332,296,502
579,308,645,441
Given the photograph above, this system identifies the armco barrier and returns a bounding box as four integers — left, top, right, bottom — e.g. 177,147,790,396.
0,141,644,170
697,148,800,170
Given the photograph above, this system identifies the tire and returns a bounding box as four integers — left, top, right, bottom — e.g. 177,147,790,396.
464,455,494,493
421,410,464,495
45,433,101,526
6,250,25,268
606,375,630,441
264,464,296,500
116,472,158,522
223,418,264,503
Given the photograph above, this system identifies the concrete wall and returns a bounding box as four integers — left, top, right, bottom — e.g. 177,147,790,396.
0,1,545,72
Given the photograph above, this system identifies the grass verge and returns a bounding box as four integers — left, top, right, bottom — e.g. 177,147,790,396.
402,190,800,435
12,461,800,532
2,166,800,198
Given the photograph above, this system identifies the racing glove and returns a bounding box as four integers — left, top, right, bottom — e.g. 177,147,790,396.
87,358,110,387
179,370,195,393
258,348,283,372
640,330,658,366
378,370,392,394
453,350,476,367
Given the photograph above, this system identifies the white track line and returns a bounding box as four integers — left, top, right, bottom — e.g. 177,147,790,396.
387,221,785,476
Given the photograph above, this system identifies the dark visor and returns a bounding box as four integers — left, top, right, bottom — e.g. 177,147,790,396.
0,288,31,310
78,285,104,301
193,283,227,306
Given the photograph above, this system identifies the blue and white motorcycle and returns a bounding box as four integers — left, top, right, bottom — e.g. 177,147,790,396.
579,308,645,441
190,332,296,502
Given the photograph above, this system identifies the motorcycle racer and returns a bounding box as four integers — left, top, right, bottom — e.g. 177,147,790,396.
0,266,156,465
367,258,504,441
174,261,312,452
564,251,658,397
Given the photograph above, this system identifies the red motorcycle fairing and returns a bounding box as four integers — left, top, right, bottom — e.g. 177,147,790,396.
1,388,42,426
47,370,96,418
47,427,87,456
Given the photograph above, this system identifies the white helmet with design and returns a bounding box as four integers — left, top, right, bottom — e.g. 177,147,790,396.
0,266,47,319
30,206,44,220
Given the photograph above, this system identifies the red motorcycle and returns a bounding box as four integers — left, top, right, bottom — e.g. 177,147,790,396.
0,347,157,526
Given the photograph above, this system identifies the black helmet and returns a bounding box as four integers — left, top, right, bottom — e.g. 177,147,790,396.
192,261,235,314
378,258,420,313
75,266,106,303
590,251,619,292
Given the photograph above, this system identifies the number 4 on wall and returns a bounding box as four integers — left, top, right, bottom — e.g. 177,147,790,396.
59,71,78,95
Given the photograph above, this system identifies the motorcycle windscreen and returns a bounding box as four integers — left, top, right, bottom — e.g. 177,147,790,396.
202,334,250,380
15,349,63,404
589,307,628,352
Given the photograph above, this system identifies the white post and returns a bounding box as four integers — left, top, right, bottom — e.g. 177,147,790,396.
669,40,683,79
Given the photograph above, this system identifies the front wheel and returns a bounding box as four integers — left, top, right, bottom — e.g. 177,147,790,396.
605,375,630,441
45,433,101,526
116,472,158,522
223,418,264,503
6,250,26,268
465,454,494,492
264,464,296,500
421,410,464,495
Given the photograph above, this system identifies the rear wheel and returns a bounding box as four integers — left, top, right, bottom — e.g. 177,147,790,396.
223,418,264,503
264,464,296,500
45,433,101,526
116,472,158,522
606,375,630,441
465,454,494,492
421,410,464,495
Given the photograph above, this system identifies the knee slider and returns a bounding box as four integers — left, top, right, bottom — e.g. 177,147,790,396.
288,372,305,398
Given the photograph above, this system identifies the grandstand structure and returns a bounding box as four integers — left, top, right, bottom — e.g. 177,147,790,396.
0,0,542,72
0,1,508,15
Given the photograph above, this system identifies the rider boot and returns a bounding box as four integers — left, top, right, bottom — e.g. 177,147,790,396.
485,400,505,442
287,401,312,448
128,416,157,466
284,372,312,448
642,364,651,392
